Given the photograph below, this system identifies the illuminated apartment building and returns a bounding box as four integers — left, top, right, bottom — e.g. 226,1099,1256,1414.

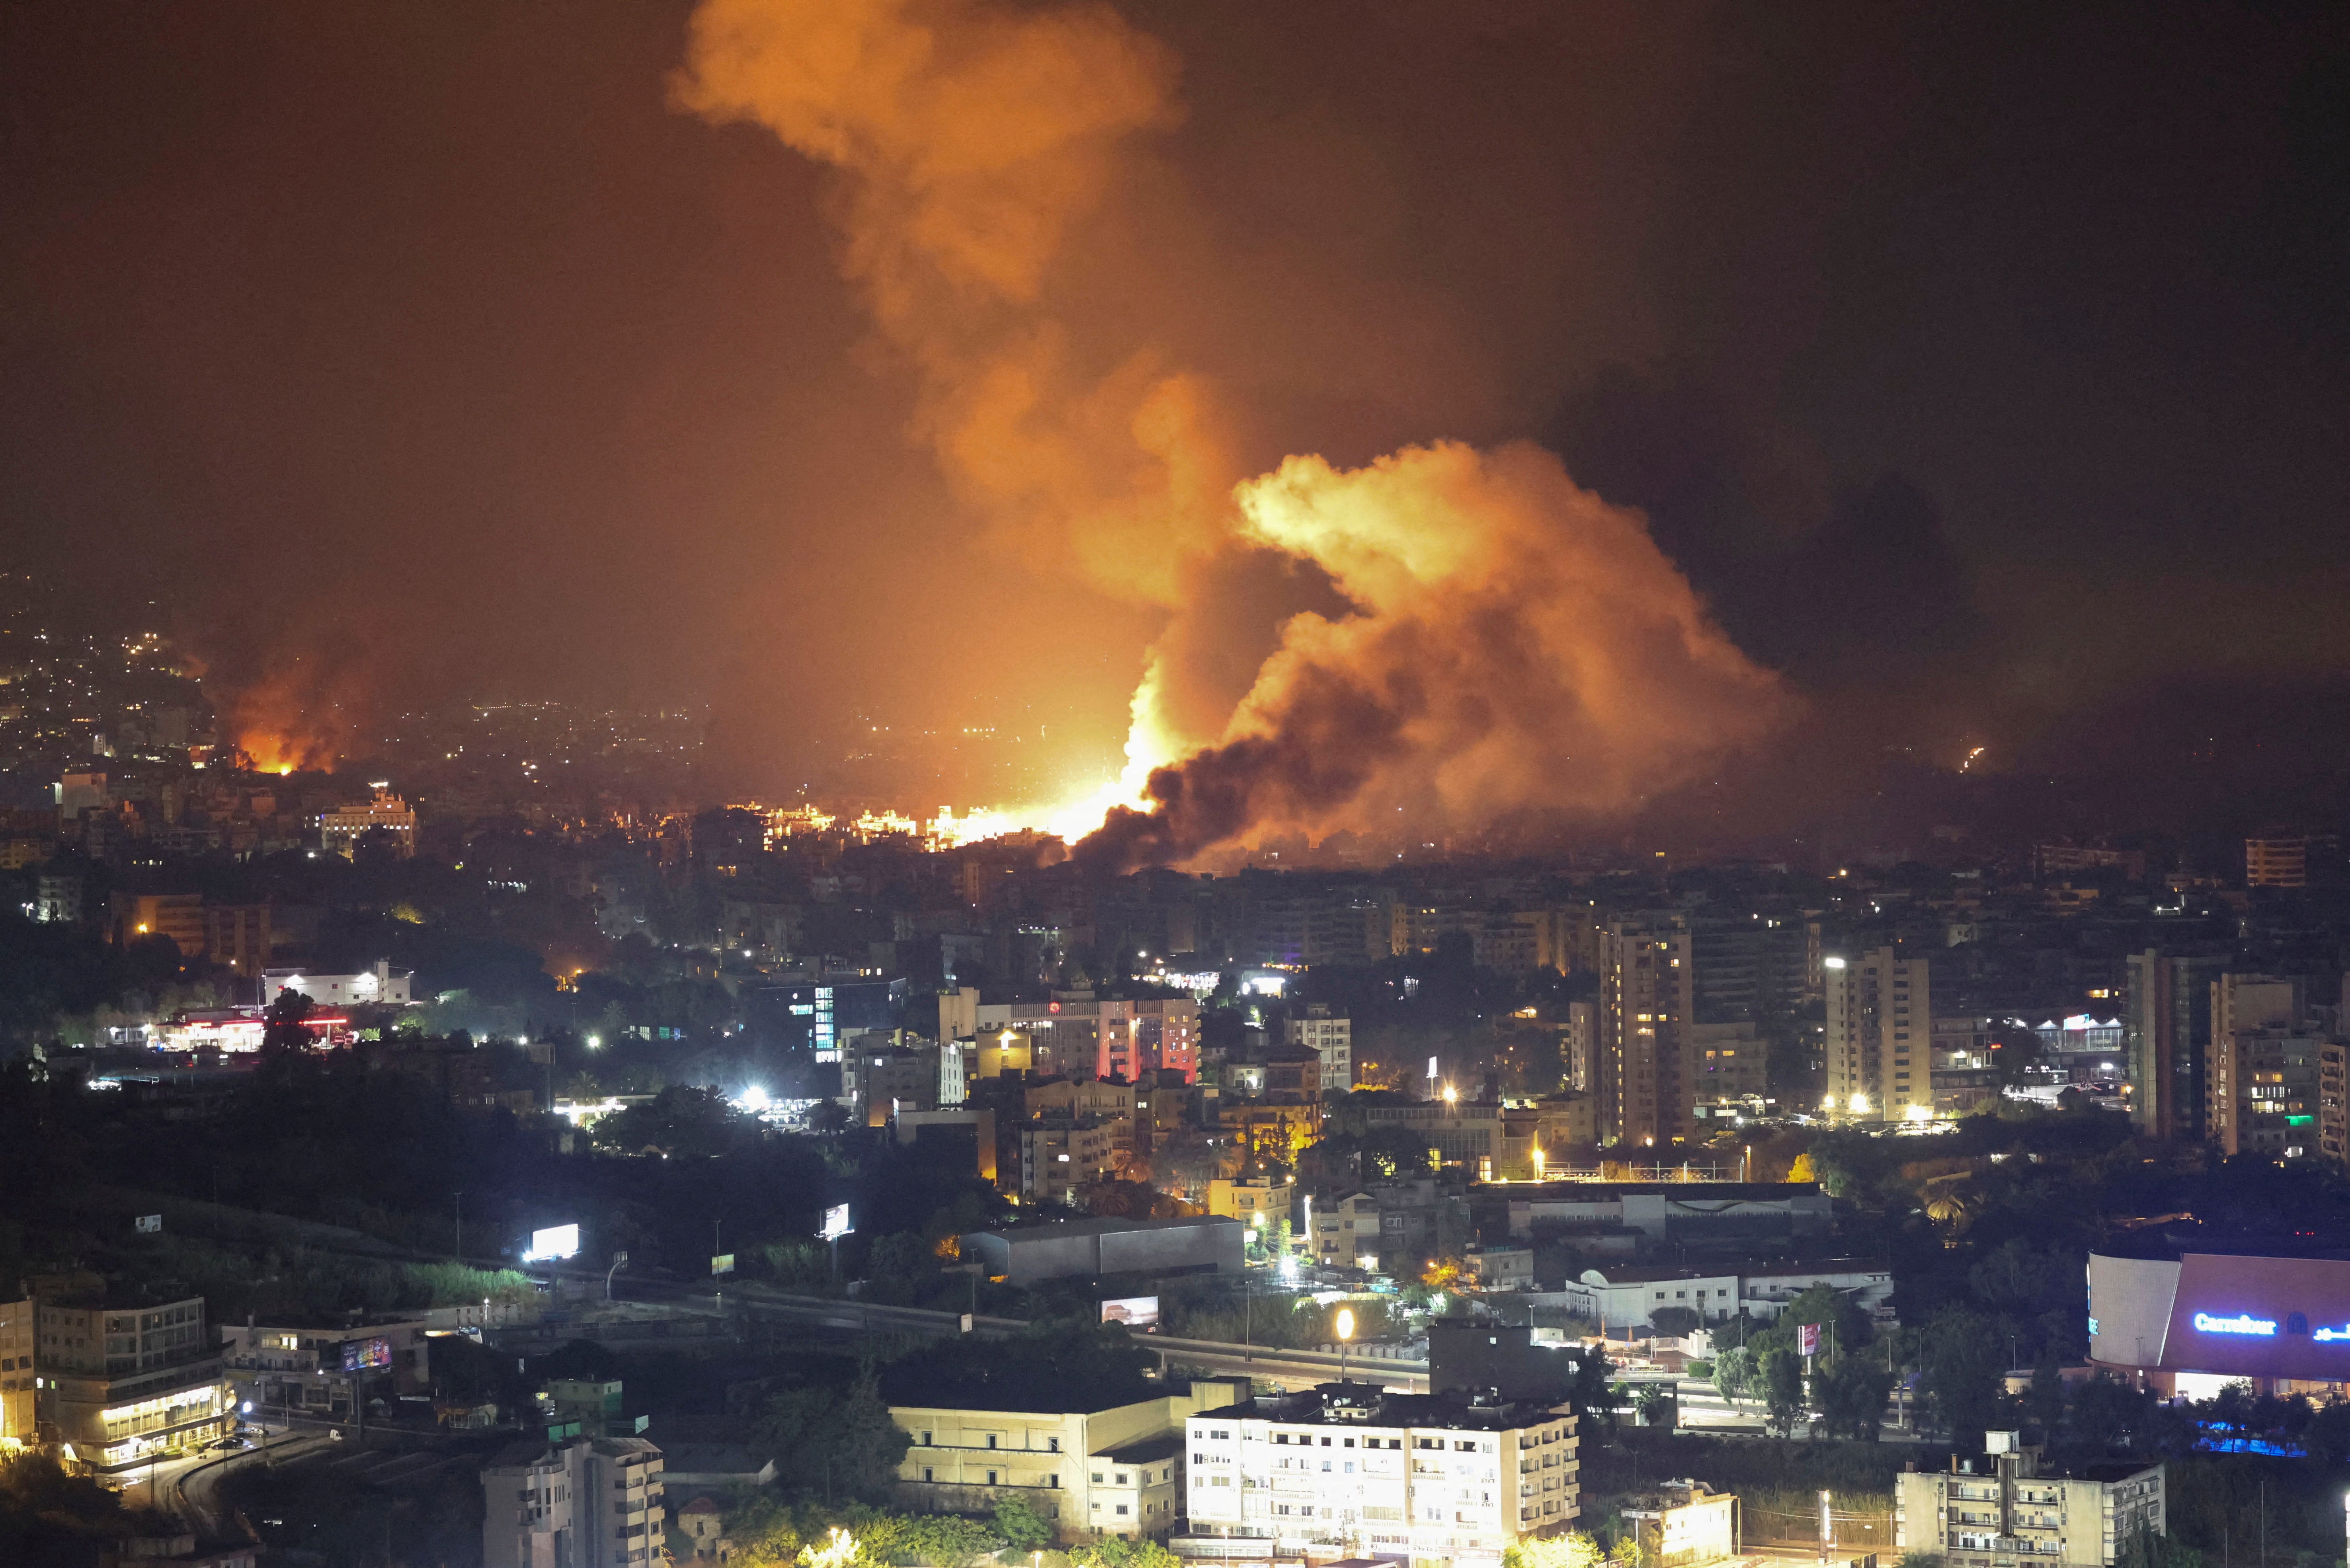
972,995,1198,1083
1598,916,1692,1147
0,1297,32,1447
1183,1383,1577,1567
1823,948,1932,1120
317,788,416,858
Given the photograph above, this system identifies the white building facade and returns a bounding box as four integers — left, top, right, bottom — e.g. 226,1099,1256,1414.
1287,1009,1353,1089
1183,1385,1576,1568
481,1435,665,1568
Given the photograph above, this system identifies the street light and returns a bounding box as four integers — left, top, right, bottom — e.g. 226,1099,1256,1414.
1335,1307,1356,1384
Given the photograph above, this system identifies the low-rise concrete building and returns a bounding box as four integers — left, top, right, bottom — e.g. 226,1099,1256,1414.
221,1318,433,1419
1621,1480,1736,1568
1501,1182,1831,1247
1208,1177,1295,1229
962,1216,1244,1284
1739,1260,1895,1323
1553,1267,1741,1330
1464,1247,1536,1292
892,1378,1247,1539
1895,1434,2163,1568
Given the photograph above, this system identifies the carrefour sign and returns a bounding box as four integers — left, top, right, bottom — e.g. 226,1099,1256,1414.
2194,1312,2276,1337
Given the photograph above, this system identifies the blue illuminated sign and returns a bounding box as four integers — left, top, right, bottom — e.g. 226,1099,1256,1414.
2193,1312,2276,1336
2314,1325,2350,1343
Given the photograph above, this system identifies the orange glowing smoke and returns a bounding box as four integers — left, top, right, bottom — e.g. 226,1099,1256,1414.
677,0,1790,863
227,659,348,775
1081,442,1787,869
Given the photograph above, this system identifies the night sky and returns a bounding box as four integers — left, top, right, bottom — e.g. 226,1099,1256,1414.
6,2,2347,819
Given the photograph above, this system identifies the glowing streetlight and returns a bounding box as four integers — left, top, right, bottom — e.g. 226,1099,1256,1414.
1335,1306,1356,1383
1442,1083,1458,1106
584,1034,601,1049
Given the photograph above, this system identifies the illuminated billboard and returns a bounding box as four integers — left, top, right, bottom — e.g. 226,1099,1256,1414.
320,1337,392,1374
821,1204,853,1241
1101,1295,1160,1331
524,1223,581,1263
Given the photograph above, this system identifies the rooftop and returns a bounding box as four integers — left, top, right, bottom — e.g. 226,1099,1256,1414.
1095,1431,1184,1465
1742,1258,1890,1277
1195,1381,1565,1432
487,1435,661,1470
2094,1233,2350,1264
974,1214,1240,1241
1500,1182,1823,1200
1581,1266,1739,1284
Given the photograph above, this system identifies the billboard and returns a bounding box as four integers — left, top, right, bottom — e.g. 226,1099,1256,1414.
525,1223,581,1263
821,1204,853,1241
712,1254,735,1276
321,1337,392,1374
1101,1295,1160,1331
1797,1322,1820,1357
135,1214,162,1235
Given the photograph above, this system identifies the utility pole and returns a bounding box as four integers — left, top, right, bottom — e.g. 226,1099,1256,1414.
453,1190,463,1265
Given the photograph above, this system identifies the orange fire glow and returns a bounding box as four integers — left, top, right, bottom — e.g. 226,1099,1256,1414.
680,0,1789,866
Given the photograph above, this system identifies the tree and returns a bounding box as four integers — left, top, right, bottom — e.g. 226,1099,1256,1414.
261,988,316,1053
1813,1357,1895,1440
1649,1306,1700,1338
1712,1345,1755,1406
2021,1360,2065,1436
754,1372,909,1504
590,1084,755,1157
860,1232,939,1306
992,1495,1053,1552
1078,1539,1185,1568
722,1493,803,1567
1787,1151,1817,1183
1562,1345,1619,1435
1916,1306,2006,1449
1634,1383,1676,1429
1505,1534,1605,1568
1358,1125,1438,1179
2301,1397,2350,1466
1759,1347,1806,1437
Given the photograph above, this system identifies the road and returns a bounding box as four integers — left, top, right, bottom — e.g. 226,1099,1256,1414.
655,1285,1438,1391
164,1429,335,1534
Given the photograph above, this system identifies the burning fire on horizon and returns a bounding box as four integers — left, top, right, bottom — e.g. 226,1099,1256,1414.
676,0,1792,870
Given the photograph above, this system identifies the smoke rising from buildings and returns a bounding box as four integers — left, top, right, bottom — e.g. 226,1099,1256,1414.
678,0,1789,862
1083,442,1790,869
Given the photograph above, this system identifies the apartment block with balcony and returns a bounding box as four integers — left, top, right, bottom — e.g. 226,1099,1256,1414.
481,1434,666,1568
1018,1115,1131,1203
1181,1382,1577,1568
0,1296,33,1447
1896,1434,2162,1568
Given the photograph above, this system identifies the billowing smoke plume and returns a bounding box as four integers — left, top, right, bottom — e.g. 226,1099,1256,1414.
674,0,1234,606
677,0,1790,864
1080,441,1788,869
